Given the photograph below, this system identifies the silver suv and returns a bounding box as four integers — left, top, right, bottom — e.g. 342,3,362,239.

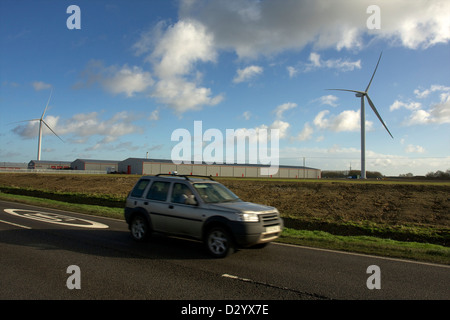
124,174,283,258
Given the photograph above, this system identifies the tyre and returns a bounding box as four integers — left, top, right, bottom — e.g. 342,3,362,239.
205,227,235,258
130,214,150,242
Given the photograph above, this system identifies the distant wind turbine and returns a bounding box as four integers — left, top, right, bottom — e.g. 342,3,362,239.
18,89,64,161
327,52,393,179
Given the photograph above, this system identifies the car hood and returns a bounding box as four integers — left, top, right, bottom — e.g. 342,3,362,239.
207,201,276,214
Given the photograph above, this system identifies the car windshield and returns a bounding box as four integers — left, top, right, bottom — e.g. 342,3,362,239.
193,182,240,203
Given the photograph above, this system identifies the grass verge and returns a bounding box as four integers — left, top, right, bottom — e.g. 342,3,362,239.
1,191,448,265
278,228,450,265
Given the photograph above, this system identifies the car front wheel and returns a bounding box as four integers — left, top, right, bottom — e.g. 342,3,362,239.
205,227,234,258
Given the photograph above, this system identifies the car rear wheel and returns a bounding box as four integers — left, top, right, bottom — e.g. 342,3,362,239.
205,227,234,258
130,214,150,242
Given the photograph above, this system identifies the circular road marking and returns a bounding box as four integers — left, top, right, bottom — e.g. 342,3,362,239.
4,209,109,229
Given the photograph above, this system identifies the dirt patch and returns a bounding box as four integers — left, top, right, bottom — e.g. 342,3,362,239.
220,179,450,228
1,173,449,229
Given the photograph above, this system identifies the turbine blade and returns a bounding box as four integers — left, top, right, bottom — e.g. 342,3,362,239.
42,120,64,142
9,119,40,125
326,89,365,94
41,89,53,119
366,95,394,139
365,52,383,93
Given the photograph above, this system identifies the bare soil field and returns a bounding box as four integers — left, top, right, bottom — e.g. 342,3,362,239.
1,173,448,231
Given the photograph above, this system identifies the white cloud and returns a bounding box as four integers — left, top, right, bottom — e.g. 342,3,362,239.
313,109,373,133
295,123,314,141
392,85,450,125
75,61,153,97
102,65,154,97
273,102,297,119
405,144,425,154
286,66,298,78
233,65,263,83
12,111,142,145
179,0,450,58
133,19,223,114
414,85,450,99
241,111,251,120
315,95,339,107
150,19,217,78
32,81,52,91
151,77,223,114
149,109,159,121
269,119,290,139
389,100,422,111
305,52,361,72
111,69,152,97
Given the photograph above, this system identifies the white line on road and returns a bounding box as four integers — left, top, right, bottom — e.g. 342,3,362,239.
273,242,450,268
221,273,330,299
0,219,32,229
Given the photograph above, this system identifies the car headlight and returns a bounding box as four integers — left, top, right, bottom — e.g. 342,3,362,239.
239,212,259,222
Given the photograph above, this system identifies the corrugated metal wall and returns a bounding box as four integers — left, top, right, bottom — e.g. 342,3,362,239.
137,162,321,179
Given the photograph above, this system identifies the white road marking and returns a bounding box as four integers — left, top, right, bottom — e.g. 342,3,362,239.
0,218,32,229
4,209,109,229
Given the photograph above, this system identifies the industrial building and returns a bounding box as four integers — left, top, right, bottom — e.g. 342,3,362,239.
13,157,321,178
28,160,71,170
118,157,321,178
71,159,120,172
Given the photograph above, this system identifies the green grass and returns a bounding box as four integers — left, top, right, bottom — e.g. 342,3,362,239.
0,192,124,219
1,191,449,265
278,228,450,265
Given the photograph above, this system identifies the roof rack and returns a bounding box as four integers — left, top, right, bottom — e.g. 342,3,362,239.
155,173,215,181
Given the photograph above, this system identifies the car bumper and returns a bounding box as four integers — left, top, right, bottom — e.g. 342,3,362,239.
229,218,284,247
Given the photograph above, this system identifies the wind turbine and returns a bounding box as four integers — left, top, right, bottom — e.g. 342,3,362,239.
19,89,64,161
327,52,393,179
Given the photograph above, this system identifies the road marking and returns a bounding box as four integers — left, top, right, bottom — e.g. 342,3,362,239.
4,209,109,229
0,218,32,229
273,242,450,269
221,273,330,299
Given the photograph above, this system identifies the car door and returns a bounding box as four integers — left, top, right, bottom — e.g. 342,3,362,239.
165,182,206,238
143,180,171,233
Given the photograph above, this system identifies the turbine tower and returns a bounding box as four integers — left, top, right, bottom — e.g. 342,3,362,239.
20,90,64,161
328,52,393,179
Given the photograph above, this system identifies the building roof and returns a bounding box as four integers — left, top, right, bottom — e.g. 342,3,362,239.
28,160,72,164
71,159,120,164
121,157,319,170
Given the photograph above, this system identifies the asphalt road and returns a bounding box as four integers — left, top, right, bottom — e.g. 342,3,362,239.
1,200,449,303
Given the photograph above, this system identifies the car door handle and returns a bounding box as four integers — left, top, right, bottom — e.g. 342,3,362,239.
168,205,174,209
144,202,148,205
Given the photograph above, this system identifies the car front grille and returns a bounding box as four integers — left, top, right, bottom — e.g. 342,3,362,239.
261,212,280,227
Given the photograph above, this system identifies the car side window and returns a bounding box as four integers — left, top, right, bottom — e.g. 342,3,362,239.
130,179,151,198
171,183,196,205
146,181,170,201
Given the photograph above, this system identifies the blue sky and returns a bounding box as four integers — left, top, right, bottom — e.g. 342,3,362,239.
1,0,449,176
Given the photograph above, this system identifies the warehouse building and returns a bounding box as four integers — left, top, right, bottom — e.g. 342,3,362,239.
28,160,71,170
0,162,28,170
71,159,120,172
118,158,321,178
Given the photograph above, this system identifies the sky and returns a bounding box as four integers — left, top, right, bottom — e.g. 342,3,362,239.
0,0,449,176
